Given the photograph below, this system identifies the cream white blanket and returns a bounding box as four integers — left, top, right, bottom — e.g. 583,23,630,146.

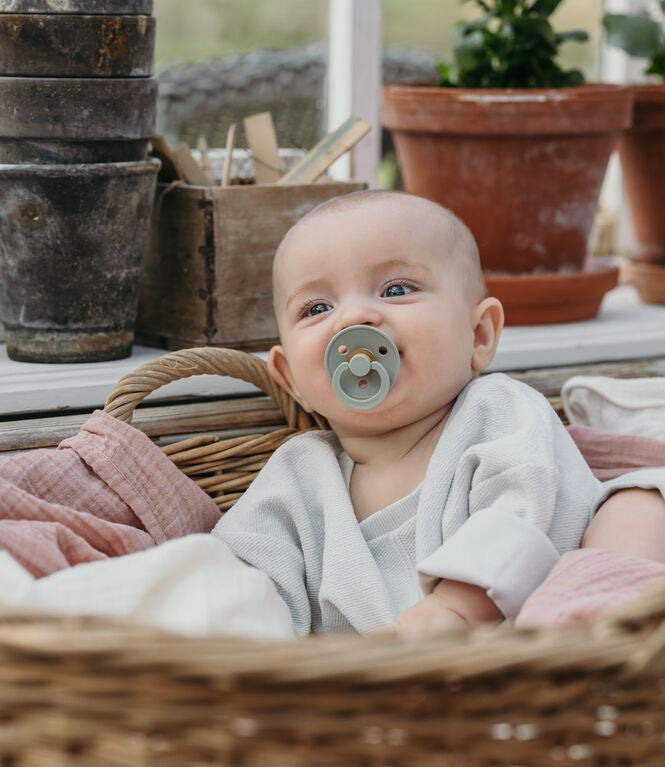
0,534,295,639
562,376,665,439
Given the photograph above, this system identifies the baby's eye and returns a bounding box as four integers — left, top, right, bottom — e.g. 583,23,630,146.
382,283,413,298
307,302,331,317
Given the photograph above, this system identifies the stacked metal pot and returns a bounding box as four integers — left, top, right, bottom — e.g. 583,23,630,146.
0,0,160,362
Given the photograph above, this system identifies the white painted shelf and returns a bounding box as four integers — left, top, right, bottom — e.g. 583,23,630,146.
1,285,664,417
487,284,665,372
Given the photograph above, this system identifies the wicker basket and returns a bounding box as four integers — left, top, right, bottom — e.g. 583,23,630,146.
104,347,328,511
1,347,665,766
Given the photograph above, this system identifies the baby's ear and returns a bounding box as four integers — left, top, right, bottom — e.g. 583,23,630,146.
470,297,504,373
266,345,314,412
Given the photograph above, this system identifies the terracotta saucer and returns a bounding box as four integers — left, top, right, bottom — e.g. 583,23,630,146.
620,259,665,304
484,260,619,325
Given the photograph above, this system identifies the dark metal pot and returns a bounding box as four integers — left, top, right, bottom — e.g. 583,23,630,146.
0,13,155,77
0,138,150,165
0,138,150,164
0,157,160,362
0,77,157,140
0,1,152,14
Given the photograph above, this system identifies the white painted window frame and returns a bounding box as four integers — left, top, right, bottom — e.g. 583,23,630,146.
599,0,653,255
326,0,382,187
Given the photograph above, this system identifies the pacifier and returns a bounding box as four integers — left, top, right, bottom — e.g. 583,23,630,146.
324,325,400,410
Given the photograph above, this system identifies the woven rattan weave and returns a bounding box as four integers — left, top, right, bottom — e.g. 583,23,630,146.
0,346,663,766
104,347,327,510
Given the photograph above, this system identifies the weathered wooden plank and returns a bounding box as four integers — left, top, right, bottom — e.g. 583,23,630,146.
0,396,284,452
2,358,662,454
508,357,665,399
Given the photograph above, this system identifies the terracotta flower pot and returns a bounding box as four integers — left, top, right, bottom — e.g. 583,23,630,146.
485,259,619,325
621,259,665,304
618,85,665,264
382,84,633,275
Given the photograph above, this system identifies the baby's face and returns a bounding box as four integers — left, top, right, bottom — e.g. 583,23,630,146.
270,198,484,435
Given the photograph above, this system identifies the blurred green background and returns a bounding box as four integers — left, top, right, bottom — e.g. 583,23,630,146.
154,0,604,78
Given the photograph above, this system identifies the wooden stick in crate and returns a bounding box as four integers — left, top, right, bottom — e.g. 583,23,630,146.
221,122,237,187
171,141,213,186
244,111,282,185
277,116,371,185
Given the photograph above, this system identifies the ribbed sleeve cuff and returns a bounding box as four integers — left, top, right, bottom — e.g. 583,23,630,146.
417,508,560,619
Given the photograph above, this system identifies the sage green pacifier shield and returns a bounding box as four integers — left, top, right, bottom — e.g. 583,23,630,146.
324,325,400,410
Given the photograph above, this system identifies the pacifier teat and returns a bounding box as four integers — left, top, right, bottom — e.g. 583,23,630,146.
324,325,400,410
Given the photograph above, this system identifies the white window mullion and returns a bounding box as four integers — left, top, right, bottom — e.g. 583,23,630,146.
326,0,382,187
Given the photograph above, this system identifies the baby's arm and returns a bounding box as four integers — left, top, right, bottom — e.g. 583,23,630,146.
376,579,503,639
584,488,665,561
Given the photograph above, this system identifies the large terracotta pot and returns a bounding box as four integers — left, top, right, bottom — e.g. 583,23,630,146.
618,85,665,264
382,84,633,274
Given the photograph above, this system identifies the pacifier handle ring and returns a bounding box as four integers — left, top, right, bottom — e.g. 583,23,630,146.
331,360,391,411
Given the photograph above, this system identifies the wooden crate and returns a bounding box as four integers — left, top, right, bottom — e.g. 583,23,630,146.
136,181,365,352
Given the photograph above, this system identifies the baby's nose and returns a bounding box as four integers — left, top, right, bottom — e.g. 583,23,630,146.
334,301,382,334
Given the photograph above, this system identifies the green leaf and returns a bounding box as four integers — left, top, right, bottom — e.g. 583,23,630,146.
556,29,589,43
440,0,588,88
646,52,665,82
455,30,487,70
456,15,492,34
558,68,585,87
660,1,665,16
437,61,454,86
603,13,662,58
528,0,563,17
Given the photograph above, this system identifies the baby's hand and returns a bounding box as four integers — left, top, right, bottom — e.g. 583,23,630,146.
369,594,468,640
368,579,502,640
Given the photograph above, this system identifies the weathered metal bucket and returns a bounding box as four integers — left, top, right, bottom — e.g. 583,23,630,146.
0,77,157,164
0,1,152,14
0,13,155,77
0,157,160,362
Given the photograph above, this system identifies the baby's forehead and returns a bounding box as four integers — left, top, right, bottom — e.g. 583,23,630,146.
278,197,446,256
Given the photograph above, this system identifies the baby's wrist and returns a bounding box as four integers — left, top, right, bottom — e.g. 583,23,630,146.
425,593,470,626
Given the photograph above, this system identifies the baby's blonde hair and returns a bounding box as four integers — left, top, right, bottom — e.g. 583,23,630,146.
275,189,487,302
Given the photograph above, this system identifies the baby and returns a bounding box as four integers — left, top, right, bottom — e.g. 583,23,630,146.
213,190,665,637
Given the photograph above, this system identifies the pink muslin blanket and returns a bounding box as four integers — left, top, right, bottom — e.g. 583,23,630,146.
513,425,665,627
2,408,664,630
567,423,665,481
516,548,665,628
0,410,221,577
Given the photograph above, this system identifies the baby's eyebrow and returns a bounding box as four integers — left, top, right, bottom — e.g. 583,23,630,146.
284,278,329,311
371,258,433,274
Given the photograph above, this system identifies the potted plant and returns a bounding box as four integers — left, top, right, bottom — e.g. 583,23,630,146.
382,0,632,324
604,3,665,303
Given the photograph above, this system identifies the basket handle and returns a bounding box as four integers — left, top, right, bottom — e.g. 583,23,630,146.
103,346,325,430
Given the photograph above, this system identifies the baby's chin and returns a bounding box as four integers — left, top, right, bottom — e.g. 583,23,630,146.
325,401,419,438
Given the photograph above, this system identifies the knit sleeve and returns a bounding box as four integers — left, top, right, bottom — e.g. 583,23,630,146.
417,484,561,619
416,375,598,620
